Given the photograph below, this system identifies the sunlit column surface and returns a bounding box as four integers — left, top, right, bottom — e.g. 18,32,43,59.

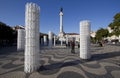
24,2,40,73
17,29,25,51
80,20,91,59
60,10,63,33
48,31,52,48
66,35,68,45
43,36,47,46
54,36,56,46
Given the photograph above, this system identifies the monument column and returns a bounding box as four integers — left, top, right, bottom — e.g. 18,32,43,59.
24,3,40,73
60,8,63,33
58,8,64,46
17,29,25,51
80,20,91,59
61,38,63,46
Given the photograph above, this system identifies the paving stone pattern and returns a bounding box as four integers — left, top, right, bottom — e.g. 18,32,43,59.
0,44,120,78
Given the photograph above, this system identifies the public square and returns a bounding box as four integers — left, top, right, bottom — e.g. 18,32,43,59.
0,0,120,78
0,44,120,78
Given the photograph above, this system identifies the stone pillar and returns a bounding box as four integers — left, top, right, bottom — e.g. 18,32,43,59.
54,36,56,46
48,31,52,48
41,38,44,45
60,9,63,33
80,20,91,59
17,29,25,51
24,3,40,73
66,35,68,45
43,36,47,46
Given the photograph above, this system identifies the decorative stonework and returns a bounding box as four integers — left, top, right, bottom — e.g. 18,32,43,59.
24,2,40,73
48,31,53,48
80,20,91,59
17,29,25,51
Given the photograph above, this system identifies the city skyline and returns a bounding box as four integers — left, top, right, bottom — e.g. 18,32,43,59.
0,0,120,34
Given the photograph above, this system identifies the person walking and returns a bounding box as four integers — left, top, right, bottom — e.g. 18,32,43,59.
71,41,75,53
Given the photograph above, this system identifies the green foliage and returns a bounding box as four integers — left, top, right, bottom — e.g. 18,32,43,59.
109,13,120,36
0,22,13,40
0,21,18,46
95,28,109,41
90,36,96,43
108,33,113,37
114,13,120,21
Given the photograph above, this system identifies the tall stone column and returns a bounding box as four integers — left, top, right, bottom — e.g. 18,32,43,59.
43,36,47,46
54,36,56,46
48,31,52,48
80,20,91,59
66,35,68,45
24,3,40,73
41,38,44,45
61,38,63,46
17,29,25,51
58,8,64,46
60,8,63,33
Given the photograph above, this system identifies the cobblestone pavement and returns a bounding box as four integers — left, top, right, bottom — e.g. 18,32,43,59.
0,44,120,78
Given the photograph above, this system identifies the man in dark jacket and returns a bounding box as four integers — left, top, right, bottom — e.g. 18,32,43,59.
71,41,75,53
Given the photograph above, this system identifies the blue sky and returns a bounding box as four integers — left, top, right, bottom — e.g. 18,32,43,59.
0,0,120,34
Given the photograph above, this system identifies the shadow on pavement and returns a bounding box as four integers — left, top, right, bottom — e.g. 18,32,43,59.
38,60,82,71
91,51,120,61
38,51,120,71
0,46,17,55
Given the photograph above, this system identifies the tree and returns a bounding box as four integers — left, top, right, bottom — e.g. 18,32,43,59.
95,28,109,41
0,21,16,46
109,13,120,36
91,36,96,43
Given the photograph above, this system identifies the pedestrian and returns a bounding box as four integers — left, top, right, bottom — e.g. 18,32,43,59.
71,41,75,53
